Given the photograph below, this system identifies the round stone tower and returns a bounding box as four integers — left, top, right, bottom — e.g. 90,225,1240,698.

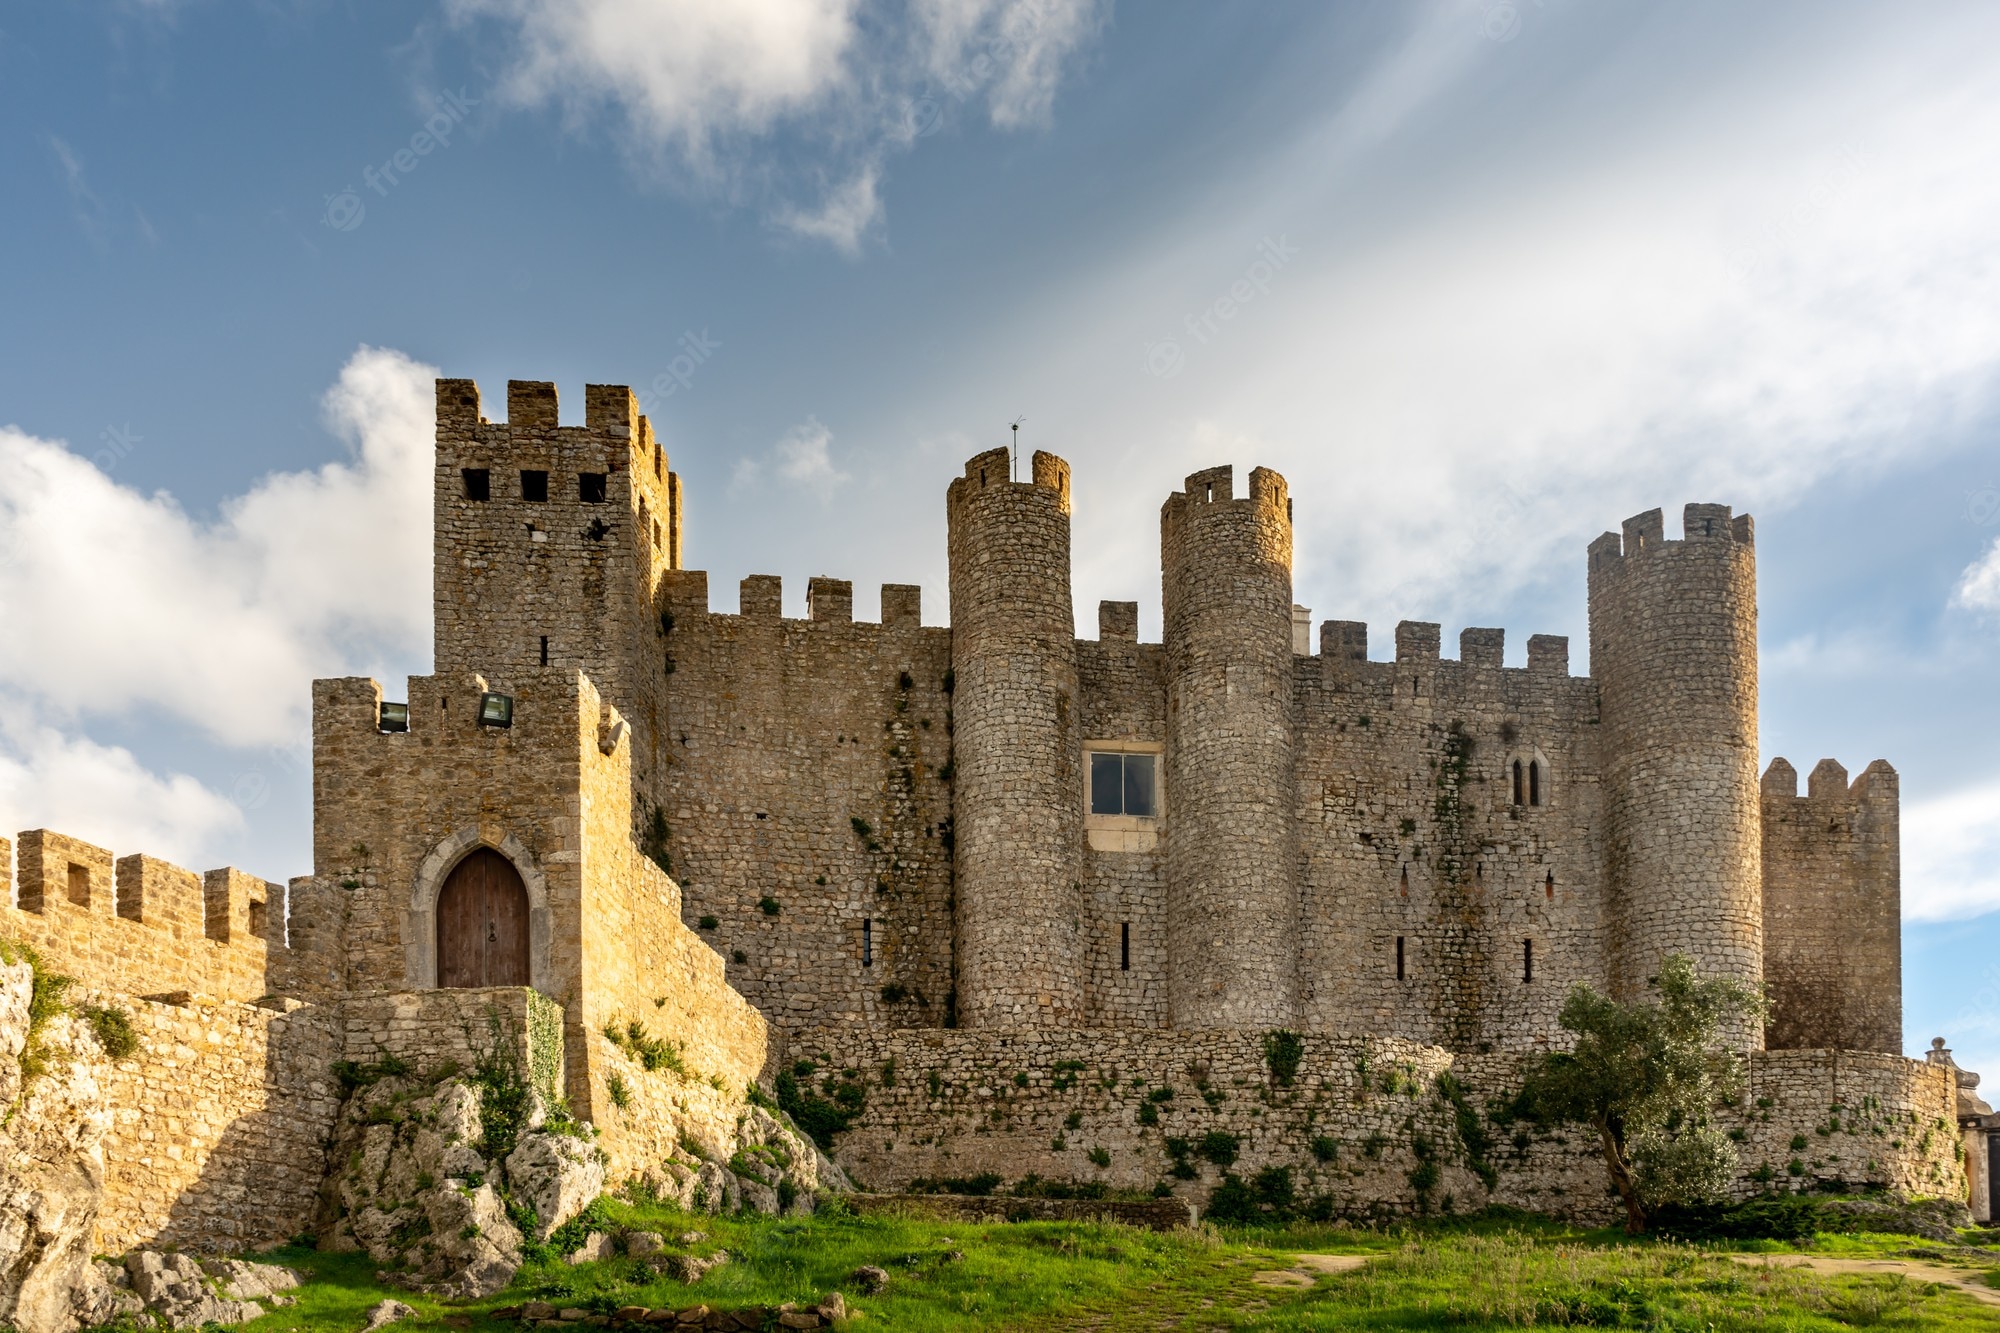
1587,503,1763,1048
1160,464,1300,1029
945,447,1086,1028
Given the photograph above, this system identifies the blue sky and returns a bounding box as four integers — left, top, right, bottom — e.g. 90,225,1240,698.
2,1,1998,1069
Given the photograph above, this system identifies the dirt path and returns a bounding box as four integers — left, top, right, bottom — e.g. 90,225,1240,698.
1730,1253,2000,1308
1250,1253,1370,1287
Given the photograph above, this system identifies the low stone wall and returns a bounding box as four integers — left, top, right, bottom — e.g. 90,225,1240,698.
799,1029,1964,1221
847,1193,1195,1230
1735,1050,1960,1198
91,991,341,1254
339,987,564,1102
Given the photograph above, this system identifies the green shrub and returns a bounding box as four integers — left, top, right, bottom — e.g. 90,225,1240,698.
1136,1102,1158,1127
697,915,718,931
1652,1194,1823,1241
1262,1030,1304,1087
1086,1146,1111,1168
83,1004,138,1060
1197,1131,1240,1167
606,1073,631,1110
758,897,781,916
1311,1135,1339,1162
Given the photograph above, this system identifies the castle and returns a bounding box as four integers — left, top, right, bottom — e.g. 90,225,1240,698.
0,377,1976,1271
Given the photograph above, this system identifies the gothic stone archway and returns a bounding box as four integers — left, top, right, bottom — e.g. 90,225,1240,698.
435,848,530,988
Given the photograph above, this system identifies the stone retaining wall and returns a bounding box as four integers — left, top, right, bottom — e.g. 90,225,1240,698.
90,991,341,1254
801,1029,1963,1221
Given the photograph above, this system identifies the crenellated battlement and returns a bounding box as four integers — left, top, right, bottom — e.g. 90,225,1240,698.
1588,503,1755,572
1161,464,1291,531
1306,620,1576,676
1761,756,1899,806
1,828,334,1003
652,570,932,629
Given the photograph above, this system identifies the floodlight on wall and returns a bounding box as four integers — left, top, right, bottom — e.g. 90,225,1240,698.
378,702,410,733
478,692,514,728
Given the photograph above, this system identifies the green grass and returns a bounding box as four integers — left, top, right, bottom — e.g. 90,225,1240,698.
229,1203,2000,1333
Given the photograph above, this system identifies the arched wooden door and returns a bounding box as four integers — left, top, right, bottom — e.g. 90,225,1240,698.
435,848,530,988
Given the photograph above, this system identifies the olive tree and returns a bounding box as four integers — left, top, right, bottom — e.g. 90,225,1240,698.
1515,953,1764,1233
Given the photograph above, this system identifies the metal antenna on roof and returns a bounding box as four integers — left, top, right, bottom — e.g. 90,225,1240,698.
1010,416,1026,481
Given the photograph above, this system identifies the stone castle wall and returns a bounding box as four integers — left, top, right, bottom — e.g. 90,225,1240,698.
1761,759,1902,1053
0,832,336,1005
650,569,956,1038
1294,626,1609,1052
90,992,342,1255
799,1027,1962,1218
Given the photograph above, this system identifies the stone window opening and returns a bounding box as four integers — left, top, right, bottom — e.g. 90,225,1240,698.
1120,921,1130,971
248,898,268,940
1395,935,1406,982
1205,482,1214,502
520,469,549,502
66,862,89,908
1545,869,1555,899
462,467,490,501
1523,939,1534,983
654,442,663,480
579,472,607,503
539,636,549,666
1510,750,1552,808
1399,866,1408,897
862,918,873,968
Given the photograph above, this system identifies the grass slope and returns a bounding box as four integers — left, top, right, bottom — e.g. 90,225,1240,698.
227,1203,2000,1333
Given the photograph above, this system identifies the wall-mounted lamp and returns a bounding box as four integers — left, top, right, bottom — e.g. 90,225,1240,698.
378,702,410,733
478,692,514,728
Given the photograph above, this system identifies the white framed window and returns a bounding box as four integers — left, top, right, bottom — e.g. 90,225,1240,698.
1090,751,1157,817
1084,739,1163,852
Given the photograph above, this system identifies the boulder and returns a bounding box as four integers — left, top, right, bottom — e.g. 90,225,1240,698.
201,1257,302,1301
123,1252,264,1329
505,1133,605,1241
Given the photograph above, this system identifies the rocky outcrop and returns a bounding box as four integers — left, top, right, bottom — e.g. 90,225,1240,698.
0,958,111,1333
317,1072,601,1298
627,1104,848,1216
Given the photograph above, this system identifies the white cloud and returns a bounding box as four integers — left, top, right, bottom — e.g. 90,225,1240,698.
732,416,850,497
0,707,245,875
445,0,1106,248
891,5,2000,637
0,345,433,750
0,344,435,880
771,161,884,254
1954,537,2000,612
1905,780,2000,923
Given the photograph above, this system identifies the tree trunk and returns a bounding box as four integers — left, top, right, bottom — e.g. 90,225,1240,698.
1595,1117,1645,1233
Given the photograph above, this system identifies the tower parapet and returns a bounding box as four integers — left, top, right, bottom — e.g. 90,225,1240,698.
1588,504,1762,1047
945,448,1086,1027
1160,464,1300,1028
